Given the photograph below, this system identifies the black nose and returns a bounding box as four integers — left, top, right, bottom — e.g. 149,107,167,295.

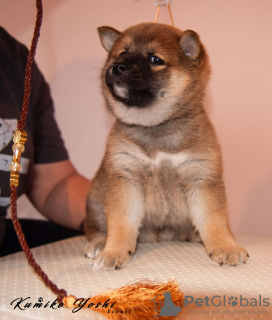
112,63,128,75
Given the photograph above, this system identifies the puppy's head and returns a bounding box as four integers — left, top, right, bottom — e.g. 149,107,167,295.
98,23,210,127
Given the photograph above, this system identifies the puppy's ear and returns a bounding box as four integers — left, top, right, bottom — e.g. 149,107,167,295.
180,30,201,61
97,26,120,52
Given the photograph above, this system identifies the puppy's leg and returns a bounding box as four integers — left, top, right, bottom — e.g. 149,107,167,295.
93,178,144,270
84,175,107,260
189,185,248,266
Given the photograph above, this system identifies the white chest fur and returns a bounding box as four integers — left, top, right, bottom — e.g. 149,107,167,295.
138,150,190,167
113,143,192,173
149,152,191,167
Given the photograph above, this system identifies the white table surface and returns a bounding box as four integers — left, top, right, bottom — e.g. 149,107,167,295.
0,234,271,320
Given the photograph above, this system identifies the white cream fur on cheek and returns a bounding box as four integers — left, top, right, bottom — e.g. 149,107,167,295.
113,84,129,99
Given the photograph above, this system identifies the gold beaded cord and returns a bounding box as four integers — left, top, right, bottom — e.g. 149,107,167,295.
9,0,69,305
9,0,184,318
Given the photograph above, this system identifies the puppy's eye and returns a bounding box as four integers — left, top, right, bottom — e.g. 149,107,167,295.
120,51,127,56
150,55,165,66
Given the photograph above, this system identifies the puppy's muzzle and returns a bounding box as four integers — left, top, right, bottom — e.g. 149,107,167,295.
107,62,145,89
105,58,155,107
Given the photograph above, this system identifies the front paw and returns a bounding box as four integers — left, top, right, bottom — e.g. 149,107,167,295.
84,236,106,260
93,249,134,271
208,244,249,266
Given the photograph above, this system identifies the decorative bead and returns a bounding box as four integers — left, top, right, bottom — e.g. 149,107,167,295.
10,162,22,172
13,130,27,144
12,143,25,153
12,144,25,162
10,130,27,187
10,171,20,187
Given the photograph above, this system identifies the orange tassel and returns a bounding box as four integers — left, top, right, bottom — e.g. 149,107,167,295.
63,279,184,319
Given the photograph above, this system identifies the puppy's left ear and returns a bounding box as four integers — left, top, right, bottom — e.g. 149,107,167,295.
180,30,201,61
98,26,120,52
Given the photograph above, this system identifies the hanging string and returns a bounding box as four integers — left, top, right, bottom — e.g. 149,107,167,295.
10,186,68,302
154,0,174,26
155,5,161,23
9,0,68,304
17,1,42,130
168,2,175,26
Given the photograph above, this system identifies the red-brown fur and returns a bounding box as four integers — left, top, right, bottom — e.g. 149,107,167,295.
84,23,248,270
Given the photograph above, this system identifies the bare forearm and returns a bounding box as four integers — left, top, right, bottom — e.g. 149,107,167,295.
41,174,90,230
27,161,91,230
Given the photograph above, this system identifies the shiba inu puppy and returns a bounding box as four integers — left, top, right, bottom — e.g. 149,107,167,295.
84,22,248,270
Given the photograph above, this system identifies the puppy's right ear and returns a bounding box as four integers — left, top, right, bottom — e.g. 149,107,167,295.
98,26,120,53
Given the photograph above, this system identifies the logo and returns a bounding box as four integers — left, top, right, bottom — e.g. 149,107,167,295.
10,296,119,313
151,291,182,318
184,295,270,317
184,295,270,308
228,296,238,307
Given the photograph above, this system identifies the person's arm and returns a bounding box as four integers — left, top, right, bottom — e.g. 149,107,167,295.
27,160,90,230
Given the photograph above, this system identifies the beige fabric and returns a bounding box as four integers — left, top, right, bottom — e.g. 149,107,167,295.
0,234,271,319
